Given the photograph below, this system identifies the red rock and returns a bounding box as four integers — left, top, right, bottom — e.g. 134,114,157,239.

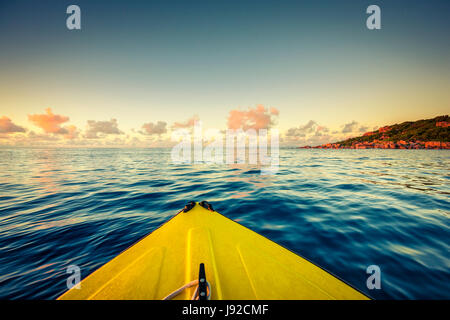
425,141,441,149
436,121,450,128
378,126,391,133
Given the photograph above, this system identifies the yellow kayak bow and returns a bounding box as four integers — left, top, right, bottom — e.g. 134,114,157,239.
59,201,368,300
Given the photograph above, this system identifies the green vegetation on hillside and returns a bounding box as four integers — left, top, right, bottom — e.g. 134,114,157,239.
337,115,449,147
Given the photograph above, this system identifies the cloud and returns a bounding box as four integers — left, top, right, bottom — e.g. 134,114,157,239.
285,119,375,147
286,120,320,137
342,121,372,134
342,120,359,133
85,119,123,139
140,121,167,135
64,125,79,140
27,130,60,141
359,125,370,133
28,108,69,134
284,120,338,146
171,115,199,129
270,107,279,116
0,116,26,133
227,105,279,130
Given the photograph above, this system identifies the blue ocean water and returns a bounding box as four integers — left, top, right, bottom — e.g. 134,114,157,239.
0,148,448,299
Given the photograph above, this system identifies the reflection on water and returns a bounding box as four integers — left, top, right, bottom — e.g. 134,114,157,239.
0,148,449,299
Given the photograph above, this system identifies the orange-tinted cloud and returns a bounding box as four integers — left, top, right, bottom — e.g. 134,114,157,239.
270,107,279,116
227,105,278,130
0,116,26,133
171,115,199,129
63,125,79,140
28,108,69,134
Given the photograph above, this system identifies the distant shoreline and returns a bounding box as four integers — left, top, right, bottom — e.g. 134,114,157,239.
301,115,449,150
299,141,450,150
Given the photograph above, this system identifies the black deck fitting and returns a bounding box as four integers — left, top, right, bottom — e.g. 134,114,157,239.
199,201,214,211
198,263,207,300
183,201,196,213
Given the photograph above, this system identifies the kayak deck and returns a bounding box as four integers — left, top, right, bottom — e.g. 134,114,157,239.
59,202,368,300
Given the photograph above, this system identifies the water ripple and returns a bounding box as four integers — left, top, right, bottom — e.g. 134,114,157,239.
0,148,449,299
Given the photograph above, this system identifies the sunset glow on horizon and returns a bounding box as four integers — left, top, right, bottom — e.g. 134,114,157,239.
1,0,449,147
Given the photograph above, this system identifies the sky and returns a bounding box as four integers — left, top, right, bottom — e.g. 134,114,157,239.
0,0,449,147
